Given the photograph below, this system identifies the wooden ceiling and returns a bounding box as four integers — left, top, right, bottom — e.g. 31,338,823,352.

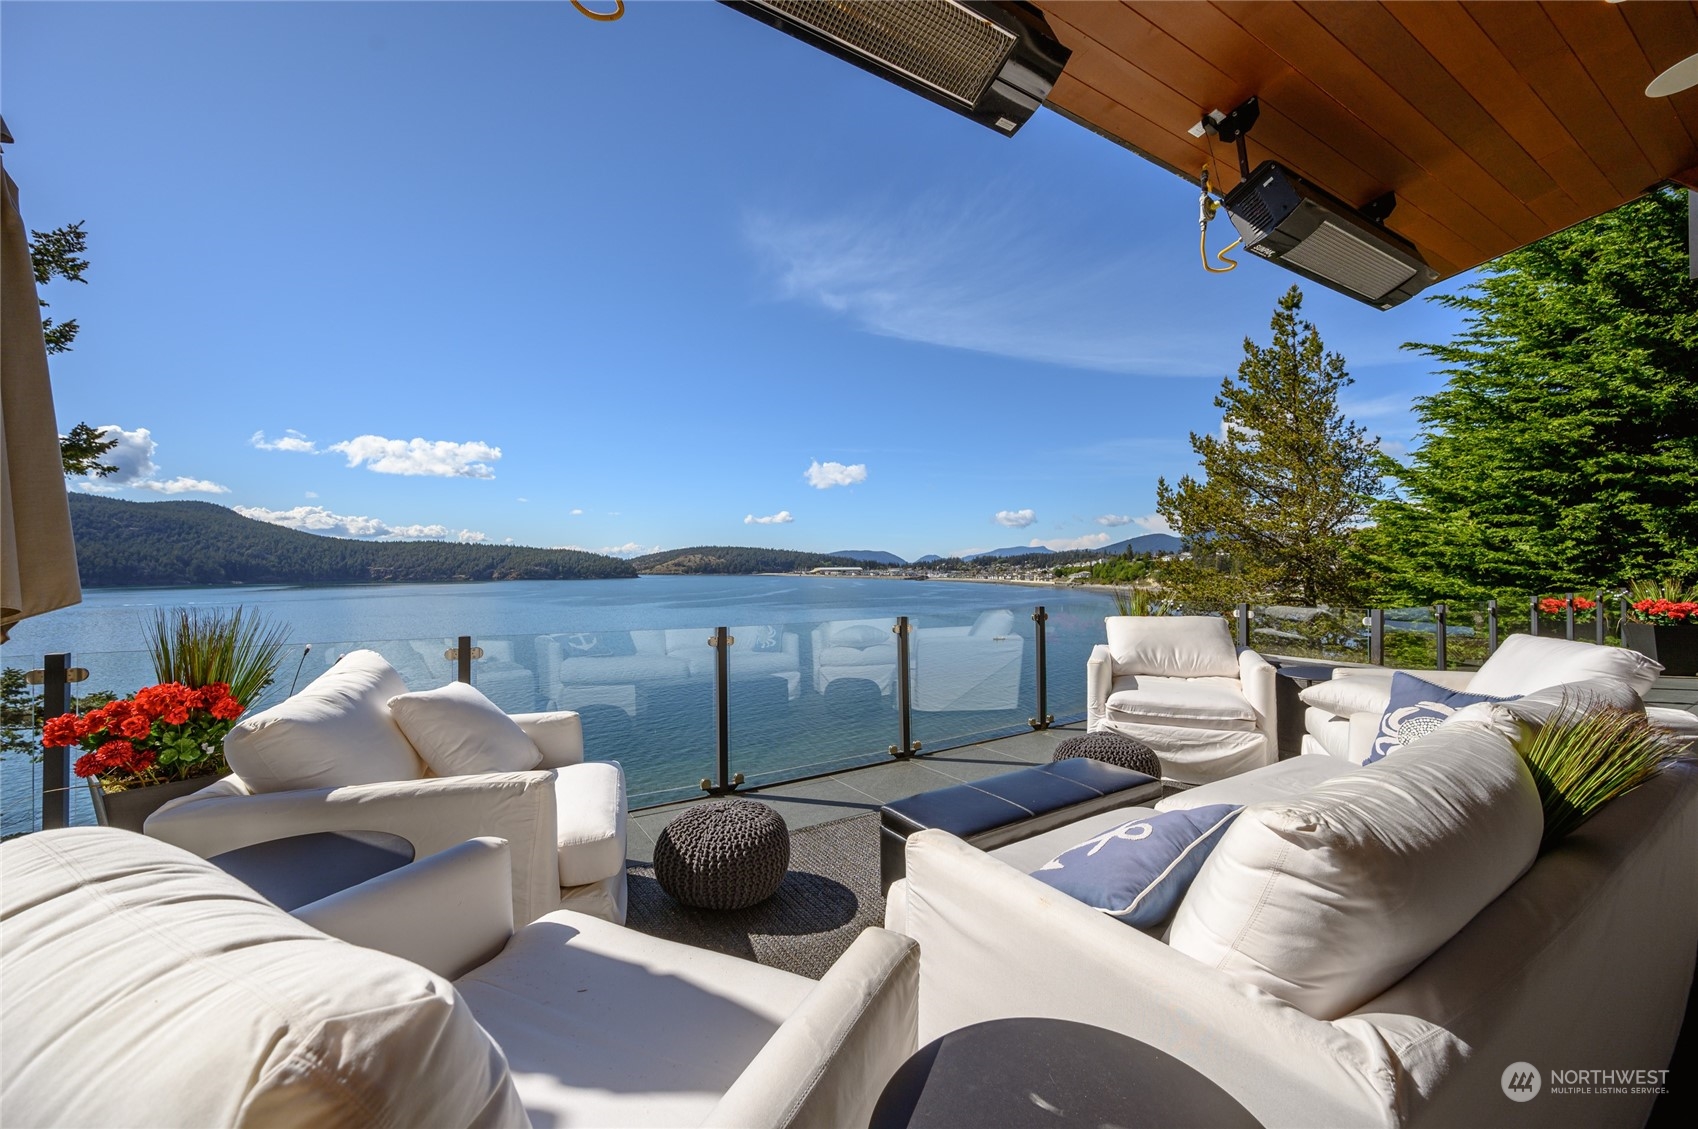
1030,0,1698,280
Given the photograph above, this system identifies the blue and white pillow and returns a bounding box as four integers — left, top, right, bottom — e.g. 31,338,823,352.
1030,805,1241,928
1369,671,1518,764
746,625,785,654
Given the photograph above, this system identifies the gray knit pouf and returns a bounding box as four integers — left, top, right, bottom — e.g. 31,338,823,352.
655,800,791,910
1052,732,1161,778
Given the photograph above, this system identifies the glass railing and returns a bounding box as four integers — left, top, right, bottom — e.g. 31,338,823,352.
907,609,1037,758
1247,605,1372,663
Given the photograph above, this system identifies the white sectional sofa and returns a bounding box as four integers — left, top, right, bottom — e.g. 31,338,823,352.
887,675,1698,1128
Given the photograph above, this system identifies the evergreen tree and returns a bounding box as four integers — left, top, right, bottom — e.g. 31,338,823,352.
1362,189,1698,601
28,220,120,477
1156,286,1379,608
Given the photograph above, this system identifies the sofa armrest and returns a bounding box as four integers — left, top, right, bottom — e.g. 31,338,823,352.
1086,645,1114,724
511,710,584,768
703,928,919,1129
890,830,1396,1128
144,771,562,925
295,837,515,980
1238,648,1277,734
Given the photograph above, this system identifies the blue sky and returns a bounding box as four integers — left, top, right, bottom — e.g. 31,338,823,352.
3,0,1472,561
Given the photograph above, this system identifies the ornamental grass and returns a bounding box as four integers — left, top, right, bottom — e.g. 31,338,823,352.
1514,704,1685,850
147,606,290,711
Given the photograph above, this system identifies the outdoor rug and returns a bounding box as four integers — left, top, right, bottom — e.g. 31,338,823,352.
625,812,883,979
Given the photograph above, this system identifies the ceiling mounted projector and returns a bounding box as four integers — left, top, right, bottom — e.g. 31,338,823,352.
724,1,1070,136
1223,161,1439,309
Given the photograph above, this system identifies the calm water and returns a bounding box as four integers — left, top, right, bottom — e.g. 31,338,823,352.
2,576,1118,834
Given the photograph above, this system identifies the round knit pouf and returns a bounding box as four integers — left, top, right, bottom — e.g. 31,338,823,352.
1052,732,1161,778
654,799,791,910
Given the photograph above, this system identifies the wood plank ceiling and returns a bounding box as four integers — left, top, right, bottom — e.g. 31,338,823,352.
1031,0,1698,280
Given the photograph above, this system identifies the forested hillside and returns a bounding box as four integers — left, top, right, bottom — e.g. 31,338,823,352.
628,546,884,575
68,496,637,586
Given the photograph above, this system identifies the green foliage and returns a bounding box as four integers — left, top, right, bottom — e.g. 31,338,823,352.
147,606,291,706
68,495,639,585
29,221,87,354
0,668,40,762
1513,704,1684,850
629,546,887,575
59,422,119,478
1157,286,1379,607
1088,557,1150,585
1111,588,1164,616
1362,190,1698,602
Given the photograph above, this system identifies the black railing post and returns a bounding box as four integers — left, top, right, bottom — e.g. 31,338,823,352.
1529,596,1540,637
456,635,473,683
890,617,917,758
1434,603,1448,671
1595,589,1606,646
1487,599,1499,656
1619,594,1630,646
1368,609,1385,666
40,653,71,831
1235,602,1251,647
1565,593,1576,641
1029,606,1052,731
700,626,743,794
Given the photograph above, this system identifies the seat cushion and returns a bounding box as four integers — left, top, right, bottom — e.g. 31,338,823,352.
1106,676,1257,728
0,828,524,1129
1168,725,1544,1020
223,649,424,793
1303,709,1352,758
1156,753,1358,811
552,761,627,888
819,643,898,669
455,910,814,1129
1467,632,1663,696
1105,615,1240,678
388,681,543,777
986,805,1162,873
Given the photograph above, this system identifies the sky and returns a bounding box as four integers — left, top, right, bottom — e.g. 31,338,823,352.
2,0,1475,562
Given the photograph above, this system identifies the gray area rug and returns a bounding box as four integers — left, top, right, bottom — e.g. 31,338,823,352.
625,812,883,979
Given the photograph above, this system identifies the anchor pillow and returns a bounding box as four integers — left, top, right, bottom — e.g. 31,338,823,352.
1369,671,1518,764
1031,804,1242,928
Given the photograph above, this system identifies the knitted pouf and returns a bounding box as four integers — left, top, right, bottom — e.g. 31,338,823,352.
1052,732,1161,778
655,799,791,910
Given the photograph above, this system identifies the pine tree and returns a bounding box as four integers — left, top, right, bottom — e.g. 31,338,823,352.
1362,189,1698,601
1156,286,1379,608
27,221,119,477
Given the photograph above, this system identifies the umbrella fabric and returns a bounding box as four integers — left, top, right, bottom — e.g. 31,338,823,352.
1,151,81,642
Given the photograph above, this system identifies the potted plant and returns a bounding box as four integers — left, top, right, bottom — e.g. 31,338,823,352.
1622,580,1698,677
42,682,247,831
1536,594,1597,625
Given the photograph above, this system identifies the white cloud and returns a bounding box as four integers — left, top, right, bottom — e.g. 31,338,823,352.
250,429,317,453
1029,533,1113,551
994,509,1036,528
600,542,659,558
69,425,230,495
1131,513,1176,536
327,435,501,478
804,460,867,489
233,504,486,542
1096,514,1133,527
744,194,1223,376
569,508,584,515
552,544,590,551
745,510,795,525
304,491,318,498
516,497,529,504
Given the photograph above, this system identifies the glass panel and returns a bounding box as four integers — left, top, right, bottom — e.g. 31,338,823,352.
727,617,897,788
1247,606,1371,663
1382,607,1440,669
1044,600,1114,723
909,608,1036,754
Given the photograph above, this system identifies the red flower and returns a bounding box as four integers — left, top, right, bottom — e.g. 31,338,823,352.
79,706,109,736
208,696,245,721
117,713,153,740
42,713,82,748
73,751,102,778
195,683,231,709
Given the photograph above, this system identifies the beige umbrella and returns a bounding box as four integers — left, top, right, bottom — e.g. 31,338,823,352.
1,119,82,642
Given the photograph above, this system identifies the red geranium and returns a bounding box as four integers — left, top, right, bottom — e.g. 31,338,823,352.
1537,595,1597,618
1632,599,1698,626
43,681,245,791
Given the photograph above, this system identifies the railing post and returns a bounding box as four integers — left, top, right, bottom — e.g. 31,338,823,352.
1235,602,1250,647
40,654,71,831
700,626,743,794
456,635,473,683
1595,589,1606,646
1434,603,1448,671
1487,598,1499,656
1565,593,1576,641
890,617,918,758
1368,609,1385,666
1529,595,1540,637
1029,606,1052,731
1619,593,1630,646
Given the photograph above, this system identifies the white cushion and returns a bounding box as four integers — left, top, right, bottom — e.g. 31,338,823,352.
1106,676,1257,726
1168,724,1543,1019
1298,676,1392,719
1155,754,1357,812
1105,616,1239,678
0,828,524,1129
388,681,543,777
223,650,424,793
1451,677,1645,744
1468,632,1663,696
553,761,628,888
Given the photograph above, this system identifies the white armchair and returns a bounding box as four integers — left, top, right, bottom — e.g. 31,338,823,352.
1086,615,1276,785
144,650,627,925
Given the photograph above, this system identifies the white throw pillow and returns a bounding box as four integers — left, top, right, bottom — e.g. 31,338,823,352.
1451,677,1645,744
1467,632,1662,697
1168,724,1543,1019
1105,615,1239,678
1298,676,1393,719
0,828,524,1129
223,650,423,792
389,681,542,777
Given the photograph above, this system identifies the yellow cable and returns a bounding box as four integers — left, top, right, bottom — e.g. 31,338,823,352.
1198,163,1239,273
572,1,625,21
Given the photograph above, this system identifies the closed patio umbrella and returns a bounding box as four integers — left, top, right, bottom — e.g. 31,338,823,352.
1,120,81,642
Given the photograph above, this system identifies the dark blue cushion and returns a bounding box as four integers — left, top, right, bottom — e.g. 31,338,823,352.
1030,804,1241,928
1369,671,1518,764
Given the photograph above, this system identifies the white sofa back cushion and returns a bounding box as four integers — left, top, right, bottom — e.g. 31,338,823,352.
1467,632,1663,697
1105,616,1240,678
223,650,424,793
0,828,525,1129
388,682,543,777
1168,724,1543,1019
